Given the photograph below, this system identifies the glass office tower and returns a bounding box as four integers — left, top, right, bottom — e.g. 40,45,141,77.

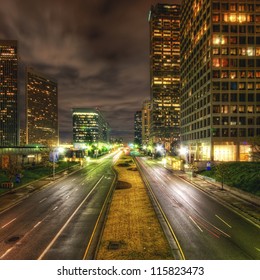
72,108,110,147
0,40,18,146
26,68,58,146
149,4,181,152
181,0,260,161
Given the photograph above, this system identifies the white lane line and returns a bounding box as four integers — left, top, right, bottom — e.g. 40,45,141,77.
59,185,66,190
190,196,200,203
38,175,104,260
1,218,17,229
171,196,179,204
75,188,78,192
39,198,47,203
215,215,232,228
66,195,70,200
53,206,58,211
71,179,76,182
0,248,13,259
255,248,260,252
81,183,85,186
34,221,42,228
189,216,203,232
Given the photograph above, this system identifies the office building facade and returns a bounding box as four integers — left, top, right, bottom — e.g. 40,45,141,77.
149,3,181,152
26,68,58,146
181,0,260,162
141,100,151,146
0,40,19,146
72,108,110,147
134,110,142,145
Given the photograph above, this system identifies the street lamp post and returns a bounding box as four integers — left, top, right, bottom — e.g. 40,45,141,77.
52,147,64,180
52,149,56,180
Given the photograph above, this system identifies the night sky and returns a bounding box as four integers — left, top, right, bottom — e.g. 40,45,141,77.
0,0,181,143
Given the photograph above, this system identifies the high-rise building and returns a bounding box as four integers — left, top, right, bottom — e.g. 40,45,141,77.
134,110,142,145
141,100,151,146
149,3,181,152
26,68,58,146
181,0,260,162
0,40,19,146
72,108,110,147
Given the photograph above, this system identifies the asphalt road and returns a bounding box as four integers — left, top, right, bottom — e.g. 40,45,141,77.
0,153,117,260
136,157,260,260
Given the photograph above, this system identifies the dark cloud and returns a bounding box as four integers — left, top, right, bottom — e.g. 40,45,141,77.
0,0,181,142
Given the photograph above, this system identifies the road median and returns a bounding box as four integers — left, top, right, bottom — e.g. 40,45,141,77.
96,155,173,260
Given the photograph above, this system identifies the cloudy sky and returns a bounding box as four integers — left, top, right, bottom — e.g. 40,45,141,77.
0,0,180,143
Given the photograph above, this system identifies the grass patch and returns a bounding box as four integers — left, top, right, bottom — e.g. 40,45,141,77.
96,155,173,260
0,161,79,194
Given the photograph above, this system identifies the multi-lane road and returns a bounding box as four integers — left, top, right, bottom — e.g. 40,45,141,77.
136,157,260,260
0,152,118,260
0,151,259,260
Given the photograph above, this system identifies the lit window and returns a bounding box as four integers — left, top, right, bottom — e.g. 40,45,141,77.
213,58,220,67
230,71,237,79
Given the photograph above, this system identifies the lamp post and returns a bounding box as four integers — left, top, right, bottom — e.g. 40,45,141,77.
52,147,64,180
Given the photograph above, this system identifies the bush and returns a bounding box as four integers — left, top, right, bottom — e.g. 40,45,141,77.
199,162,260,196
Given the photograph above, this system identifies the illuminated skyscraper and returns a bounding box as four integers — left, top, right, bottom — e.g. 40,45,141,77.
72,108,110,148
181,0,260,162
149,4,181,152
0,40,18,146
26,68,58,146
141,100,151,146
134,110,142,145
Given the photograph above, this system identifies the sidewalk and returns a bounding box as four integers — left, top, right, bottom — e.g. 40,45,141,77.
0,165,80,212
173,169,260,227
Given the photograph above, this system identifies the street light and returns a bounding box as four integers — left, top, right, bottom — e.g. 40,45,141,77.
52,147,65,179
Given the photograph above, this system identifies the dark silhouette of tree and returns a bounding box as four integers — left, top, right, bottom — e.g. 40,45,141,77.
214,163,230,190
250,136,260,161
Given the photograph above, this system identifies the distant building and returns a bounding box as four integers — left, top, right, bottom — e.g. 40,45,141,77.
149,4,181,151
134,111,142,145
181,0,260,162
26,68,58,147
141,100,151,145
72,108,110,147
0,40,19,146
20,128,26,146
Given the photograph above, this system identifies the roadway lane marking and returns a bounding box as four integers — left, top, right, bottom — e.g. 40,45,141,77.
255,248,260,252
53,206,58,211
189,216,203,232
39,198,47,203
1,218,17,229
215,215,232,228
38,175,105,260
66,195,70,200
0,248,13,259
34,221,42,228
191,196,200,203
75,188,78,192
59,185,66,190
71,179,76,182
81,183,85,186
171,196,179,204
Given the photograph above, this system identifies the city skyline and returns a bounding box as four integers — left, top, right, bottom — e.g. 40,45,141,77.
0,0,181,143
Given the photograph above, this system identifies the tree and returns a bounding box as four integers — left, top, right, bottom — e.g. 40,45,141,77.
249,136,260,161
4,155,22,183
214,162,230,190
